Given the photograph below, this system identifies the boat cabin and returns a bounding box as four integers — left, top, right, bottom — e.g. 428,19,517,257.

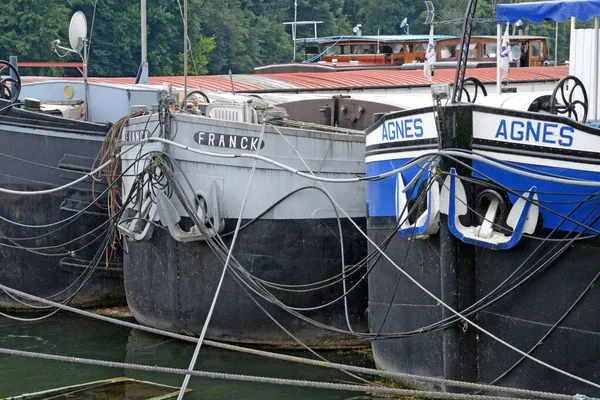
303,35,453,66
435,35,548,67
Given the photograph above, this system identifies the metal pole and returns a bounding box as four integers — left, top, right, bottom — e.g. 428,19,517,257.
569,17,576,76
141,0,147,64
451,0,478,103
83,39,89,121
9,56,18,95
138,0,149,84
496,23,501,95
8,56,19,101
293,0,298,62
183,0,188,110
594,17,599,121
554,20,558,66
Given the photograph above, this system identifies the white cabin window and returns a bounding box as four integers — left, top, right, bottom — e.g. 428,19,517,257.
482,43,497,58
530,42,538,57
454,43,478,58
440,44,456,58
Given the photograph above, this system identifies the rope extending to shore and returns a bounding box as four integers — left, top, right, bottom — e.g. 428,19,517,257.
0,347,563,400
0,283,576,400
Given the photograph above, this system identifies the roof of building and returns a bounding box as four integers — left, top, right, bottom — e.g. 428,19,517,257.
22,66,569,93
304,35,454,44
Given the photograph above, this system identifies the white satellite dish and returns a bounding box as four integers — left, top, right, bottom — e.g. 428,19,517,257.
511,45,522,61
68,11,88,53
400,17,408,28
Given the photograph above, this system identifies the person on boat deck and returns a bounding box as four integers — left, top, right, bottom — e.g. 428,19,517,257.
520,43,529,67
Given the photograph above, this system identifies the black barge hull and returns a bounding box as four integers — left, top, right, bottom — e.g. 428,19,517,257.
0,104,125,310
124,217,368,348
368,224,600,396
366,104,600,396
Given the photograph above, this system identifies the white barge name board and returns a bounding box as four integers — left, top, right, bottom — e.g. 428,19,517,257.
366,111,438,147
472,111,600,154
193,131,265,150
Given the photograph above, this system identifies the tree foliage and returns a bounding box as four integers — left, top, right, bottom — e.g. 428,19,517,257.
0,0,574,77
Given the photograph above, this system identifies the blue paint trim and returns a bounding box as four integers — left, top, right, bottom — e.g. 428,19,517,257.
472,160,600,232
366,157,429,218
447,168,535,250
396,172,437,237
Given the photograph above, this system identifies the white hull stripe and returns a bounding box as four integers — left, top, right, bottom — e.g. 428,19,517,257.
473,149,600,173
366,149,436,164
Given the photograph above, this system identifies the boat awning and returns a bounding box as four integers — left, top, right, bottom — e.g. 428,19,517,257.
497,0,600,23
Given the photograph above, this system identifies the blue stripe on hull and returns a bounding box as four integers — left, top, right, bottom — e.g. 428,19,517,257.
472,160,600,232
366,158,429,218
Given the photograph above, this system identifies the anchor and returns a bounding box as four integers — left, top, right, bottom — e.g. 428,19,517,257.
118,177,158,241
395,169,440,237
440,168,539,250
155,180,225,242
117,192,158,241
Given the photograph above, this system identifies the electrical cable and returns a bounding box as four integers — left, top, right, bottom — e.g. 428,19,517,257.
120,114,600,388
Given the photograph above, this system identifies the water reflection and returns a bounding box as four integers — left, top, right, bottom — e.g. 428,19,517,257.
0,313,376,399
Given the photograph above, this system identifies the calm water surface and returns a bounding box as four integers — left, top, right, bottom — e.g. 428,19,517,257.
0,313,378,399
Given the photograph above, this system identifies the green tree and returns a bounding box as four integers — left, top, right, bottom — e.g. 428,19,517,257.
0,0,74,76
198,0,254,74
249,16,294,66
75,0,141,77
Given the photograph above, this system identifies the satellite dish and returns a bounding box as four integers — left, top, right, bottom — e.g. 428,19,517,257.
68,11,88,53
511,45,522,61
353,27,358,34
400,17,408,28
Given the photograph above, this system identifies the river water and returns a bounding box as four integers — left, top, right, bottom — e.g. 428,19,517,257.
0,312,378,399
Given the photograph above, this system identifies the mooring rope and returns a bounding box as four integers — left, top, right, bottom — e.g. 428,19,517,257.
311,171,600,391
0,283,576,400
270,124,354,332
0,347,558,400
177,123,267,398
115,137,600,391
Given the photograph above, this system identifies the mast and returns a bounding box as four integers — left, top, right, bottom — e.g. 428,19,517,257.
138,0,149,84
183,0,188,109
451,0,478,103
141,0,147,65
496,23,501,95
293,0,298,62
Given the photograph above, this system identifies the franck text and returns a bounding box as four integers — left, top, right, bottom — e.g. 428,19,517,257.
124,129,151,142
494,119,574,147
194,132,265,150
381,118,424,141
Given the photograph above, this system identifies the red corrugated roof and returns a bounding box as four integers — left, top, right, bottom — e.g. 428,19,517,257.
22,66,568,93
